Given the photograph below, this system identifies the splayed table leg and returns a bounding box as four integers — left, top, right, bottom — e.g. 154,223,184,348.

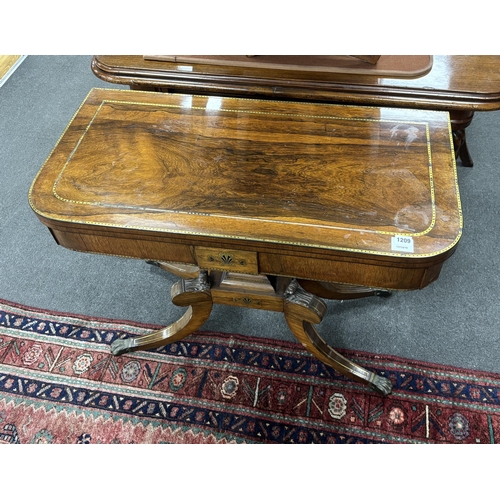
283,280,393,396
111,271,212,355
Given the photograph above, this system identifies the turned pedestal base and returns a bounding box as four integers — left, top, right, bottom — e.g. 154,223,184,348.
111,265,393,396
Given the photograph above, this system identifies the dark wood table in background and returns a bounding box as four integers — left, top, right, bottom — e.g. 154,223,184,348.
91,55,500,168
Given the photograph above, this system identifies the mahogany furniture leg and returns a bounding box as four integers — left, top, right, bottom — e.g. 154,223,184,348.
283,280,393,396
450,110,475,167
111,270,212,355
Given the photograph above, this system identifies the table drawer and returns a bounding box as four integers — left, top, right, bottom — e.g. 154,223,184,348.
195,246,258,274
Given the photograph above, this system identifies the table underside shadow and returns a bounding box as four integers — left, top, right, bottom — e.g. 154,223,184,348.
110,262,393,396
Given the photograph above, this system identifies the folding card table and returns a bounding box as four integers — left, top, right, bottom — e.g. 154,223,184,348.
29,88,462,395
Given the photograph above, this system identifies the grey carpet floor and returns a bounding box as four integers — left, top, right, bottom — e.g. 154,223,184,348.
1,55,499,374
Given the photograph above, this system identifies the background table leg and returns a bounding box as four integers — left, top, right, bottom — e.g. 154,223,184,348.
451,110,475,167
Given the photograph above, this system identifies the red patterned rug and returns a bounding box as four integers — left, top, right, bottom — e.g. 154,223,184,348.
0,299,498,444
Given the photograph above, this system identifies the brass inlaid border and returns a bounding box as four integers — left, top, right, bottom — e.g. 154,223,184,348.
29,89,462,259
53,98,437,237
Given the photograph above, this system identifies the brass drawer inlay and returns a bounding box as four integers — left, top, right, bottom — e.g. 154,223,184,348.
195,247,258,274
